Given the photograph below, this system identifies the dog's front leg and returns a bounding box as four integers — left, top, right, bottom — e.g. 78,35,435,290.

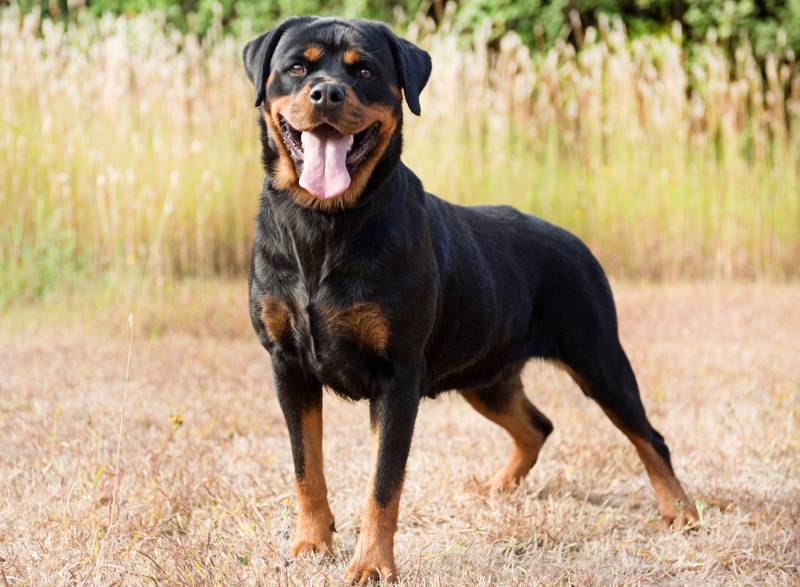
345,369,421,585
272,356,335,556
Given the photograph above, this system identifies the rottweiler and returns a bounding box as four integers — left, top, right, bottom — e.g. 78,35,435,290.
243,16,698,584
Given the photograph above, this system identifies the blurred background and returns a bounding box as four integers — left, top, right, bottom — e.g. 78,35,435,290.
2,0,799,306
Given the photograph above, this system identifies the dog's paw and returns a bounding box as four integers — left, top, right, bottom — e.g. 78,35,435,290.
344,560,396,585
291,519,335,557
344,540,396,585
486,471,523,493
291,534,334,557
661,500,701,530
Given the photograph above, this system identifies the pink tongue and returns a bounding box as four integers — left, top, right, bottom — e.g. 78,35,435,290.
299,127,351,199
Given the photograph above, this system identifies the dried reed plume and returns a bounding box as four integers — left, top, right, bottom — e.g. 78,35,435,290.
2,7,799,301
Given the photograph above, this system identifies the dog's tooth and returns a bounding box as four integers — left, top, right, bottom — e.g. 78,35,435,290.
347,134,354,152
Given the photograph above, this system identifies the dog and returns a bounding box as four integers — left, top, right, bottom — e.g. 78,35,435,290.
243,16,698,584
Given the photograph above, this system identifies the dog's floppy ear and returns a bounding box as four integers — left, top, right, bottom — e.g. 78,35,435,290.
243,16,315,107
384,28,432,116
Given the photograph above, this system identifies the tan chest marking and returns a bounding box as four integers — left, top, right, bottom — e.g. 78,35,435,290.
262,298,389,353
261,298,292,342
330,303,390,354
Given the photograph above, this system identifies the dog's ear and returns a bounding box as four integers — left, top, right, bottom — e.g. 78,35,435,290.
384,29,432,116
243,16,315,107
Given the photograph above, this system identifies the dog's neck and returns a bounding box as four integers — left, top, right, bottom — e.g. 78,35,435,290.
258,160,415,296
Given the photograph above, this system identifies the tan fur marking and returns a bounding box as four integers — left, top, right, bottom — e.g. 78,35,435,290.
264,95,300,191
261,298,291,342
343,48,361,65
345,426,400,584
335,303,390,354
463,377,547,490
292,406,335,556
303,45,324,61
266,84,399,211
628,434,699,527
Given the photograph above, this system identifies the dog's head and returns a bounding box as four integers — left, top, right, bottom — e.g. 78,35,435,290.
243,17,431,210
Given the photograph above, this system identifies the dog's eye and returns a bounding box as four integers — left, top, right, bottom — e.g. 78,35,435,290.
358,68,374,80
288,64,306,76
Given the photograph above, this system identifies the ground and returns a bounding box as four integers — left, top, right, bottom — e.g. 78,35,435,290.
1,282,798,585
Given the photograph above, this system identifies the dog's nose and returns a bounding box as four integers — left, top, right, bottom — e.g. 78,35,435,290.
309,82,345,111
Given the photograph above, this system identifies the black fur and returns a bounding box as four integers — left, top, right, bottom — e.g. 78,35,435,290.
244,15,683,552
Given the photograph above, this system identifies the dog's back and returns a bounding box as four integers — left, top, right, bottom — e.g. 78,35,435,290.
421,192,616,393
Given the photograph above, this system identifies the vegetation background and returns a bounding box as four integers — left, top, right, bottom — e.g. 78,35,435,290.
12,0,800,56
2,0,800,306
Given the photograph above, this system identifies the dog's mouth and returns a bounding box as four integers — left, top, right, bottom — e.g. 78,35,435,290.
279,116,380,200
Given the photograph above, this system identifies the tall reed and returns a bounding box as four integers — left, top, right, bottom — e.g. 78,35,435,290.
2,7,798,302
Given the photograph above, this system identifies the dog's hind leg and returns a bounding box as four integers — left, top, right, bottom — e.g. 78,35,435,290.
560,339,699,527
462,370,553,491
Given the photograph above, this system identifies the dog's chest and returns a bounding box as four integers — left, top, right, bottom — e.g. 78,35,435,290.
262,295,388,353
259,289,392,392
261,286,391,365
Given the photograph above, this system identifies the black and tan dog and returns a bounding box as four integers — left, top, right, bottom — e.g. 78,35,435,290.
243,16,698,584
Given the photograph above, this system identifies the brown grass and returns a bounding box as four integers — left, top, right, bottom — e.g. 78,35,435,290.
1,282,798,585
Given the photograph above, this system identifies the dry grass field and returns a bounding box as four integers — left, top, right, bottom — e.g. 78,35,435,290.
1,281,798,585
